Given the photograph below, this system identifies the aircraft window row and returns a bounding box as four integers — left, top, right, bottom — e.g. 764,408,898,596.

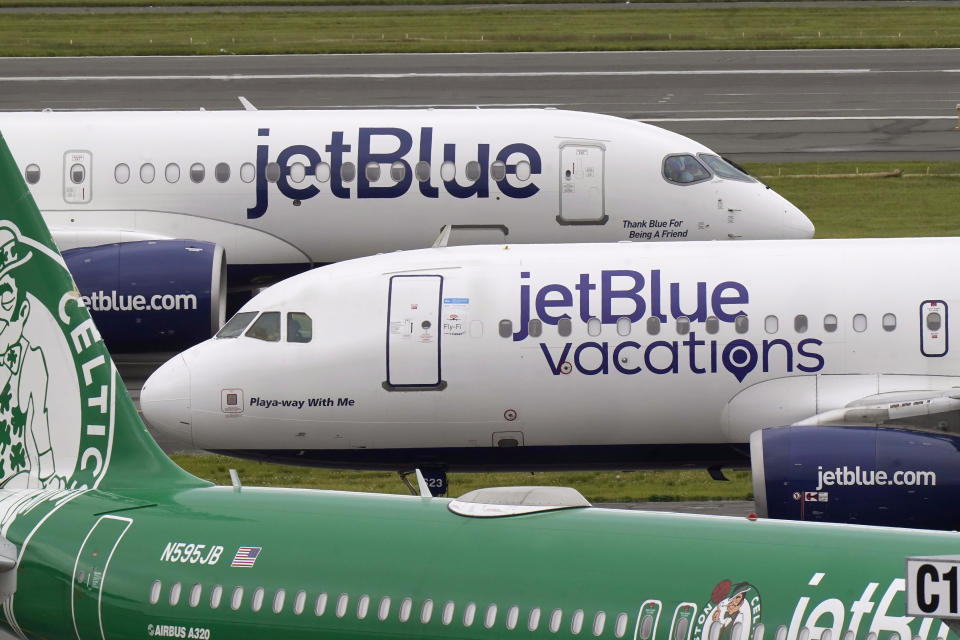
149,580,629,637
500,312,907,339
215,310,313,343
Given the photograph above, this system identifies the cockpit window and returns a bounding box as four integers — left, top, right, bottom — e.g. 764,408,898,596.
287,312,312,343
245,312,281,342
698,154,756,183
662,154,711,185
216,311,258,338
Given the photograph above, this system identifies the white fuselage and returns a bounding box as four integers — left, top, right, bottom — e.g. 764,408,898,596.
142,238,958,470
0,109,811,274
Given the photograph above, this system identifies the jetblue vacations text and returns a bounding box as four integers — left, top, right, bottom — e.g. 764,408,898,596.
247,127,542,218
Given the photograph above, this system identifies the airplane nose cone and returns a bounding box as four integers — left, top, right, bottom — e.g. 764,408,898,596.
141,354,193,448
791,205,816,238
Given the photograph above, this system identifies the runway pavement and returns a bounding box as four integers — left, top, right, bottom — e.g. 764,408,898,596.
1,49,958,161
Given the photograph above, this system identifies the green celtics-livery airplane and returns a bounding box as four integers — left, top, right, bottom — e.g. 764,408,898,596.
0,130,958,640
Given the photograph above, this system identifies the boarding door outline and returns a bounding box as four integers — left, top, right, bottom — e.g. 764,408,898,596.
633,600,663,640
667,602,697,640
385,275,445,390
557,142,607,225
63,150,93,204
71,515,133,640
920,300,948,357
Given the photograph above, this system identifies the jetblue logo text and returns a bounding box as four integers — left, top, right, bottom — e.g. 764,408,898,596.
512,270,825,381
247,127,542,218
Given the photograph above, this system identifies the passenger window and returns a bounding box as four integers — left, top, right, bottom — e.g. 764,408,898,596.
485,604,498,629
190,163,206,183
798,628,810,640
265,162,281,183
210,585,223,609
466,160,482,182
882,313,897,331
927,311,942,331
821,631,832,640
614,613,628,638
853,313,867,333
240,162,256,183
165,163,180,184
732,623,743,640
491,160,507,182
25,164,40,184
516,160,532,181
616,317,631,336
572,609,585,634
794,315,808,333
674,615,689,640
529,318,543,338
499,319,513,338
246,312,281,342
464,602,477,627
676,317,690,335
189,583,202,607
293,590,306,615
357,594,370,619
824,314,838,332
550,609,563,633
215,162,231,183
365,162,381,182
341,162,356,183
841,631,853,640
698,154,755,182
442,601,455,625
735,315,749,334
336,593,349,618
765,315,778,334
640,614,654,639
289,162,306,183
421,599,434,624
558,317,572,337
287,312,312,343
169,582,182,606
588,317,602,337
593,611,606,636
415,161,431,182
114,163,130,184
399,597,412,622
529,608,542,631
441,161,456,182
252,587,265,612
316,162,331,183
705,316,719,334
140,163,156,184
710,622,722,640
507,606,519,630
662,154,711,185
379,597,392,621
647,316,661,335
70,163,85,184
315,592,327,616
149,580,162,605
390,161,406,182
230,586,244,610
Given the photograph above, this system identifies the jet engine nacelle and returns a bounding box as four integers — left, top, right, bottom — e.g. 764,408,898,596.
63,240,226,353
751,425,958,531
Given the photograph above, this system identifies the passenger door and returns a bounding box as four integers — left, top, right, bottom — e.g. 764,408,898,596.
557,142,607,225
385,275,445,389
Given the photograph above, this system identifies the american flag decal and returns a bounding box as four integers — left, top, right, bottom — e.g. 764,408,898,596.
231,546,261,568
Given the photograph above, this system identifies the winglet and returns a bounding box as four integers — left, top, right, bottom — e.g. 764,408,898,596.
238,96,258,111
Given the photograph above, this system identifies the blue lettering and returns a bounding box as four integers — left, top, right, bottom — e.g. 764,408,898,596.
358,128,412,199
325,131,352,199
536,284,573,326
601,270,645,324
443,143,490,198
277,144,321,201
797,338,825,372
712,281,749,322
247,128,271,219
495,143,541,199
574,341,608,375
540,343,573,375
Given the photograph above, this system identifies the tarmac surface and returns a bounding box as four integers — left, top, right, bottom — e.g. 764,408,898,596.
1,49,958,161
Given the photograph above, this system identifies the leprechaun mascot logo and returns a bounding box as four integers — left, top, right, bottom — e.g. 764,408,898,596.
695,580,762,640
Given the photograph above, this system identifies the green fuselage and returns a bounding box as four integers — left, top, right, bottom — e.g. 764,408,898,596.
5,485,960,640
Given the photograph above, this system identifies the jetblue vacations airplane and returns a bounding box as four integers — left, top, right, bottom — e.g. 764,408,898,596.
2,128,960,640
0,108,811,351
143,237,960,529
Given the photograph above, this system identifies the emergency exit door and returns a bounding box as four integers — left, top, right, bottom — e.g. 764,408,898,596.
557,142,607,224
385,275,444,389
72,515,132,640
64,150,92,204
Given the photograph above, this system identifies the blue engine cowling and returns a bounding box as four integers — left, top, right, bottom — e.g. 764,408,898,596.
63,240,226,353
751,425,958,530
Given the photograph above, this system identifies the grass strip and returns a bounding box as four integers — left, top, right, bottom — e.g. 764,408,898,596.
1,6,959,55
170,454,755,501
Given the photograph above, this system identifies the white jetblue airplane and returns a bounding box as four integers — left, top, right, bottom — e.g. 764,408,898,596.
143,238,960,527
0,108,811,351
